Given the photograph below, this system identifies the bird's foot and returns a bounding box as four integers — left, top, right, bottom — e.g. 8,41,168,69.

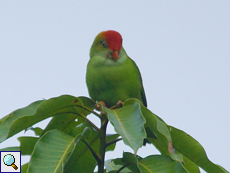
110,100,124,109
116,100,123,108
95,101,106,114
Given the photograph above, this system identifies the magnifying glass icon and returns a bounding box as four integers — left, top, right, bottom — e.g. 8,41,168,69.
3,154,18,170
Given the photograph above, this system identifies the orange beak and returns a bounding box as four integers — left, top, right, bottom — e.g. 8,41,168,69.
112,50,119,61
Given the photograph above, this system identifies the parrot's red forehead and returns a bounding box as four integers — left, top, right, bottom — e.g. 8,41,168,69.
100,30,122,51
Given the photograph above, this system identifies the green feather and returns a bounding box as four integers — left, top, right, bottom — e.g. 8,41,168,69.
86,32,147,108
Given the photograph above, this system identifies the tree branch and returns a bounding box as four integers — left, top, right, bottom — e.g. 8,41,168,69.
98,113,108,173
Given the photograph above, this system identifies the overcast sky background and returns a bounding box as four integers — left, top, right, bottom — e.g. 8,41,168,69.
0,1,229,172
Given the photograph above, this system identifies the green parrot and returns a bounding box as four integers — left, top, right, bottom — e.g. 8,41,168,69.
86,30,147,108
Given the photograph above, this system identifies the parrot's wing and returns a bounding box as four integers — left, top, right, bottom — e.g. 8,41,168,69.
129,57,147,107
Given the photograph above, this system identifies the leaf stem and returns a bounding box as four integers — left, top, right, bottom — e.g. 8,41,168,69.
60,111,100,132
74,105,101,118
115,163,131,173
81,139,100,162
78,113,100,132
106,137,122,148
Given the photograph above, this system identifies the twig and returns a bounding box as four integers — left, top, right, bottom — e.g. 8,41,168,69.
115,163,131,173
78,113,100,132
106,138,122,148
81,139,100,162
74,105,101,118
58,111,100,132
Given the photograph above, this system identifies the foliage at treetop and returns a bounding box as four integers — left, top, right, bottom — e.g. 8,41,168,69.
0,95,228,173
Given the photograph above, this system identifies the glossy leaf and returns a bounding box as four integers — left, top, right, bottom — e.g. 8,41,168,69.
106,134,120,151
64,122,119,173
21,163,28,173
112,154,141,173
27,128,91,173
0,146,20,151
138,155,188,173
0,95,94,142
18,136,39,155
101,101,146,153
105,159,130,173
170,126,228,173
27,130,75,173
29,127,43,136
129,99,183,162
63,123,99,173
141,106,171,153
181,156,200,173
0,100,43,142
41,113,80,136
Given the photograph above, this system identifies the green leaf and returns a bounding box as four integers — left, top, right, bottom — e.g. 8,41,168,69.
105,159,130,173
112,153,188,173
27,129,76,173
40,96,95,136
122,152,141,173
41,114,80,136
63,123,99,173
137,100,183,162
169,126,229,173
112,153,141,173
29,127,43,136
64,122,119,173
140,105,170,154
18,136,39,155
101,101,146,153
0,100,44,142
78,96,96,113
138,155,188,173
0,95,93,142
155,116,172,142
64,124,118,173
106,134,120,151
21,163,28,173
181,155,200,173
0,115,9,126
0,146,20,151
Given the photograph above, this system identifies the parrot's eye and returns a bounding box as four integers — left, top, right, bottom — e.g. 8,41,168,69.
101,41,107,48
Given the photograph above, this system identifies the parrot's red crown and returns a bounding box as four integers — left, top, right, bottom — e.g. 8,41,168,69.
100,30,122,51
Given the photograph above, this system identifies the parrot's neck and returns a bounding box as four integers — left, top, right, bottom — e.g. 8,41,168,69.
90,48,128,67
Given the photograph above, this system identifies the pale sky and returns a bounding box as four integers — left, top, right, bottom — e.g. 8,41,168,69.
0,1,229,172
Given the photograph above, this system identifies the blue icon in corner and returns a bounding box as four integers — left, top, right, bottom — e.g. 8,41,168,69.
0,151,21,173
3,154,18,170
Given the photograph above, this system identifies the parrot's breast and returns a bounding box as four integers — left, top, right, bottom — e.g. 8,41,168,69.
86,57,143,108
